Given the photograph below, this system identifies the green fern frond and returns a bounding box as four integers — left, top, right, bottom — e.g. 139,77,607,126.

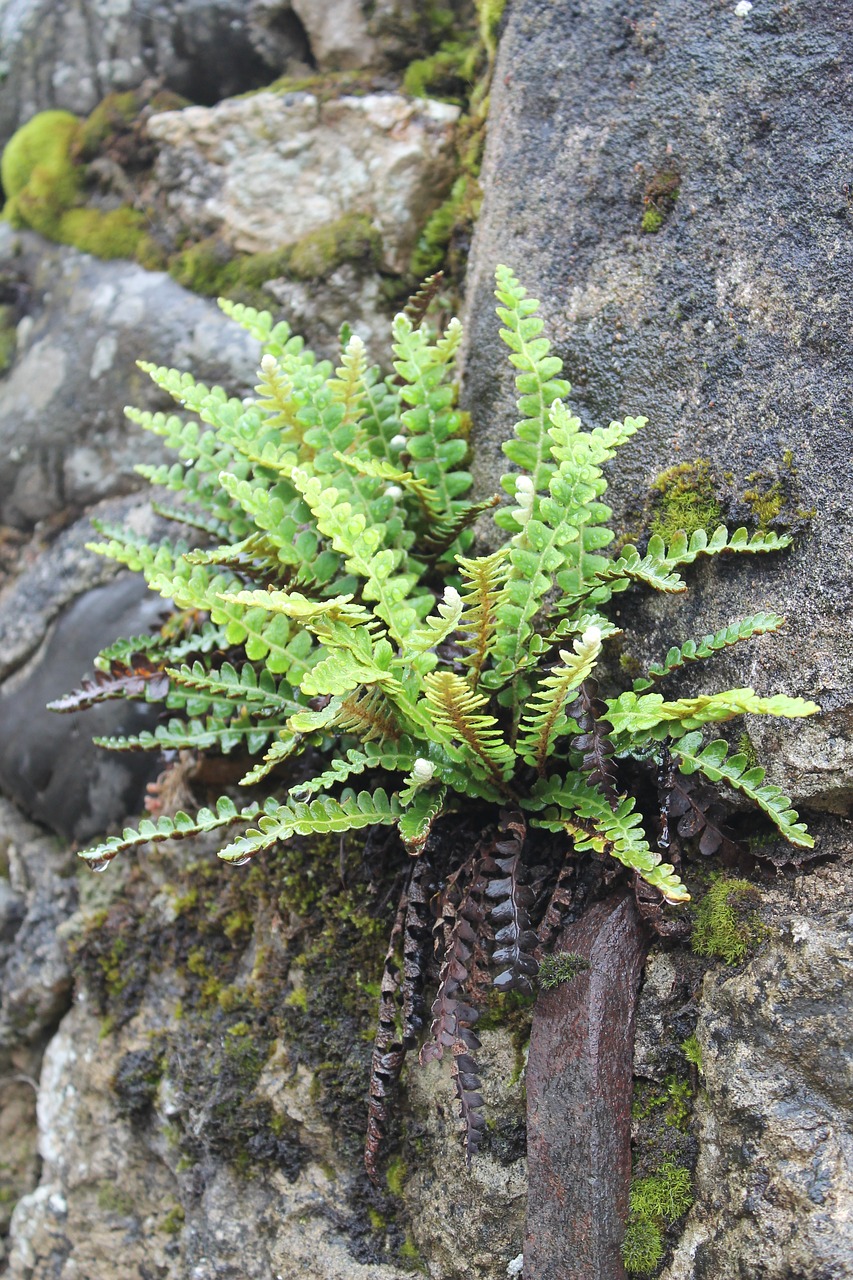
524,777,689,903
633,614,786,691
398,785,448,854
420,671,515,785
606,687,820,743
516,625,603,772
165,661,301,715
493,263,570,499
597,546,687,594
674,733,814,847
656,525,793,569
217,788,401,863
239,735,302,785
289,741,418,801
456,548,510,687
77,796,262,868
94,711,285,756
328,332,368,424
405,587,465,660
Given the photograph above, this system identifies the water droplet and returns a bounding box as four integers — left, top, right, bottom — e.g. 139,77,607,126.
229,854,252,867
87,858,111,873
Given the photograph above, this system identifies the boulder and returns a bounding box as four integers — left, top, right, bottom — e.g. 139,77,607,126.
462,0,852,813
0,226,260,529
0,0,310,149
147,91,460,273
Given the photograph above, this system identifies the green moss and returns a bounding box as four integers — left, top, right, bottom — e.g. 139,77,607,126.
623,1160,692,1274
284,984,308,1012
386,1155,407,1197
161,1204,185,1235
73,91,141,162
641,167,680,235
403,42,475,103
692,875,763,964
1,110,82,229
736,731,759,768
410,172,481,279
58,205,147,258
288,213,382,281
622,1215,663,1274
0,304,16,375
631,1074,692,1131
681,1034,703,1071
641,207,664,234
742,473,786,530
648,460,723,542
537,951,590,990
476,0,508,57
97,1182,137,1216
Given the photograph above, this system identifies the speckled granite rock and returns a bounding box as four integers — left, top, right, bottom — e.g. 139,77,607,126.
462,0,853,813
147,91,460,273
0,227,260,529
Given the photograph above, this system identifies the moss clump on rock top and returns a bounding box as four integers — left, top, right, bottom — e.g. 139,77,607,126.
1,110,84,235
648,459,723,542
691,874,764,965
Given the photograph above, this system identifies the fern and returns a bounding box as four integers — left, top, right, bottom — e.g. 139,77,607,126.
61,266,820,1176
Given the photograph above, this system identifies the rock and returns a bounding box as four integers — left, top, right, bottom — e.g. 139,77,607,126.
404,1030,528,1279
147,90,460,273
0,496,172,841
264,264,390,360
0,0,311,149
0,226,261,530
661,858,853,1280
461,0,853,812
525,894,648,1280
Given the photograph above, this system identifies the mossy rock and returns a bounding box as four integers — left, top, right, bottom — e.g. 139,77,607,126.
647,459,723,543
1,110,83,235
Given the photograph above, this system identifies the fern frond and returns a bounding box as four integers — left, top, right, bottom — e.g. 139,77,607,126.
597,547,687,594
405,587,464,661
217,788,401,863
165,661,301,716
659,525,792,568
516,626,603,772
288,741,418,801
674,733,813,847
328,333,368,424
420,672,515,786
95,622,227,671
77,796,261,868
94,711,285,756
398,786,448,854
606,688,820,743
524,776,689,903
456,548,510,688
633,614,786,692
493,263,570,497
239,734,302,785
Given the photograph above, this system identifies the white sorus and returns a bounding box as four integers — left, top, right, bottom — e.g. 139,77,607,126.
412,758,436,783
260,353,277,374
443,586,461,605
389,434,407,449
384,485,403,500
515,475,535,495
581,625,602,647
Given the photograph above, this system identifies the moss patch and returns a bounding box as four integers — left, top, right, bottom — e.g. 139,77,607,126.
1,110,83,235
648,460,723,542
622,1160,693,1274
691,874,764,964
640,167,680,235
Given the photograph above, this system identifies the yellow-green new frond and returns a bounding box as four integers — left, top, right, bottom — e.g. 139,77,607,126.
328,332,368,424
420,671,515,786
456,548,510,687
517,625,603,772
605,687,820,743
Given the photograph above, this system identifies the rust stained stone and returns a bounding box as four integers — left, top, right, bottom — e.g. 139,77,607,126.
525,893,649,1280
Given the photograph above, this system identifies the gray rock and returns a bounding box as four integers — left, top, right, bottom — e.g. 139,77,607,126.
0,0,311,149
462,0,853,812
146,90,460,273
661,860,853,1280
0,227,261,529
0,561,164,843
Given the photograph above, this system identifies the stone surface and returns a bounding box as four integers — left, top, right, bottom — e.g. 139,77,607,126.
525,894,648,1280
404,1031,528,1279
147,91,460,273
0,226,261,529
0,0,310,149
264,263,391,361
462,0,853,812
661,855,853,1280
